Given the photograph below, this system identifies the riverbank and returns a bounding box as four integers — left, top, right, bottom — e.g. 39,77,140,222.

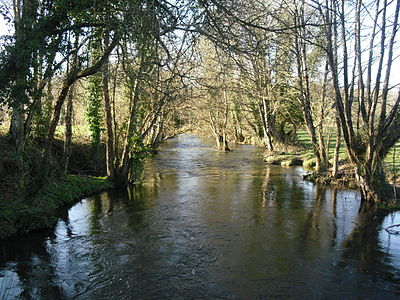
263,151,356,187
0,174,113,239
0,133,113,239
263,150,400,208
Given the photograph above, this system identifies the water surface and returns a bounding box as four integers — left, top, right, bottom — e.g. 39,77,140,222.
1,134,400,299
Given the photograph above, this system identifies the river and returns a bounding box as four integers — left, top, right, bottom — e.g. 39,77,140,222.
1,134,400,299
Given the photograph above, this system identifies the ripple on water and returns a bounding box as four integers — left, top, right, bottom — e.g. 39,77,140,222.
1,134,400,299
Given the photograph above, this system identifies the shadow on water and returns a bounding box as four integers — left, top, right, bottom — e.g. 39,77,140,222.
1,134,400,298
337,204,400,297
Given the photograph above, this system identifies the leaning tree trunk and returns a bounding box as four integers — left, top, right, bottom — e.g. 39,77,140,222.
63,86,74,172
102,34,115,180
38,36,119,185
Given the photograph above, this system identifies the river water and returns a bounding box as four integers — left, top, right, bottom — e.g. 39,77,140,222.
1,134,400,299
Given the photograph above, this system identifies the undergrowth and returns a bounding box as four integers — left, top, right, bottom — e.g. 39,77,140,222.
0,175,112,239
0,134,113,239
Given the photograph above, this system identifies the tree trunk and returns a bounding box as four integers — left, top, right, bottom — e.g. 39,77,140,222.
355,162,391,203
332,114,341,178
102,33,115,180
9,0,37,151
63,86,74,172
40,76,75,179
319,0,400,203
259,99,274,151
39,35,119,183
116,49,145,185
208,108,226,151
9,105,25,151
222,89,230,151
150,112,164,148
118,88,139,185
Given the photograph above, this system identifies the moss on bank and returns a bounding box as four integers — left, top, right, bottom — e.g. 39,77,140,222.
0,175,113,239
0,131,115,239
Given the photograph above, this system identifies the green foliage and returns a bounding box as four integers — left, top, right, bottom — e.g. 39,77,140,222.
0,132,112,238
0,0,72,109
85,74,104,147
129,133,153,182
274,85,304,139
31,89,54,140
0,138,41,193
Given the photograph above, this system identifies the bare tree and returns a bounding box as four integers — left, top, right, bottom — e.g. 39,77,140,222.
293,0,331,172
319,0,400,202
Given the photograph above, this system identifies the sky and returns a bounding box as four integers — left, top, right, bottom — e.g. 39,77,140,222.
0,0,12,36
0,6,399,89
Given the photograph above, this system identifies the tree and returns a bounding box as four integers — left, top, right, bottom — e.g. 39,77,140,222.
101,31,116,180
292,0,332,172
7,0,38,151
102,0,195,184
193,39,233,150
319,0,400,202
197,0,304,151
84,33,106,172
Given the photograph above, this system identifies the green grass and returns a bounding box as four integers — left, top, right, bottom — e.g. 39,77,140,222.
296,128,400,174
386,143,400,171
54,124,92,142
297,129,347,157
0,175,113,239
0,129,113,239
296,129,312,149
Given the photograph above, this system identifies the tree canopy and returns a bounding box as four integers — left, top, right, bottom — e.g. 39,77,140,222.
0,0,399,203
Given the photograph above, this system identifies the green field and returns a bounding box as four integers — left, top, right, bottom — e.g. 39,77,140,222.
296,129,400,175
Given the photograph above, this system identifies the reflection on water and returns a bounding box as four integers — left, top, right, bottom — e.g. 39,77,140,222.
1,134,400,299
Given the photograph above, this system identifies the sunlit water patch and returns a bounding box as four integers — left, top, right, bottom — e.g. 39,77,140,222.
1,134,400,299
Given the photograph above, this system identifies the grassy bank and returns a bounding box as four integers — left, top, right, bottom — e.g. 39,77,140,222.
0,129,113,239
263,129,400,189
0,175,113,239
